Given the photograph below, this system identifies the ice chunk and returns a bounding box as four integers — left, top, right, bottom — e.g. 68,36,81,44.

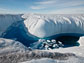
47,40,51,42
58,41,64,47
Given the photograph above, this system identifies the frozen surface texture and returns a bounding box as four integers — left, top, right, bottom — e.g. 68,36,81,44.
0,14,84,63
0,38,28,54
23,14,84,38
0,14,23,36
0,14,84,38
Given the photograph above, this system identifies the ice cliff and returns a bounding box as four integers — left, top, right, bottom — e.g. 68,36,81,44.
0,14,23,36
23,14,84,38
0,14,84,43
0,14,37,46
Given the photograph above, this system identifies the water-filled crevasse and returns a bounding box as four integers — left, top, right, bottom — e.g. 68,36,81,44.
56,36,80,47
1,21,80,48
44,34,80,47
1,21,38,47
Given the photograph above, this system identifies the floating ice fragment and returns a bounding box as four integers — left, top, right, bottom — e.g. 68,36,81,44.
47,40,51,43
51,39,56,43
58,41,64,47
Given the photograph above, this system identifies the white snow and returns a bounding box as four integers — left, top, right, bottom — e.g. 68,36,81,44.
0,14,22,36
0,14,84,39
0,14,84,63
20,36,84,63
41,36,84,57
23,14,84,38
0,38,27,54
78,36,84,46
20,58,57,63
20,57,84,63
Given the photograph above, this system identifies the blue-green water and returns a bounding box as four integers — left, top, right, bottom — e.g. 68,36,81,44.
1,21,80,48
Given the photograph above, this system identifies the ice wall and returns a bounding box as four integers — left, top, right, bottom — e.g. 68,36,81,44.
23,14,84,38
0,14,23,36
0,14,38,46
0,14,84,43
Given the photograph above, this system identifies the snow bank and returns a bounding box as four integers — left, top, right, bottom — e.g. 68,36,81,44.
23,14,84,38
0,38,27,54
0,14,23,36
20,57,84,63
78,36,84,46
42,36,84,57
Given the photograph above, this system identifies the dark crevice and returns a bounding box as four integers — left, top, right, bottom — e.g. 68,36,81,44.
56,36,80,47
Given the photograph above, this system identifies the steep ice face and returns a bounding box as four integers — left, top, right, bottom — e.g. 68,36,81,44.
0,14,84,47
0,14,38,47
0,14,23,36
23,14,84,38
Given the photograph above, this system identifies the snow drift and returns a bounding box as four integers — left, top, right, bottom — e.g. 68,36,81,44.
0,38,28,54
23,14,84,38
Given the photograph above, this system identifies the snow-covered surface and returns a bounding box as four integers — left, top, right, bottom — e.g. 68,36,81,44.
0,14,84,38
0,38,27,54
20,57,84,63
78,36,84,46
0,14,23,36
23,14,84,38
0,14,84,63
20,37,84,63
41,36,84,57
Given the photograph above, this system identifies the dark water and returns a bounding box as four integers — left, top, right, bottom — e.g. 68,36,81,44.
1,21,81,48
1,21,38,47
55,35,80,47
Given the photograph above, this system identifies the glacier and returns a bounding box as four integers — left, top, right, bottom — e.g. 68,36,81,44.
0,14,38,46
0,14,84,47
0,38,28,54
0,14,84,39
0,14,23,36
0,14,84,63
22,14,84,38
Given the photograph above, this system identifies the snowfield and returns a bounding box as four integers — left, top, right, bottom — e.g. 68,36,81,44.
20,57,84,63
0,14,84,63
0,38,28,54
20,36,84,63
0,37,84,63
